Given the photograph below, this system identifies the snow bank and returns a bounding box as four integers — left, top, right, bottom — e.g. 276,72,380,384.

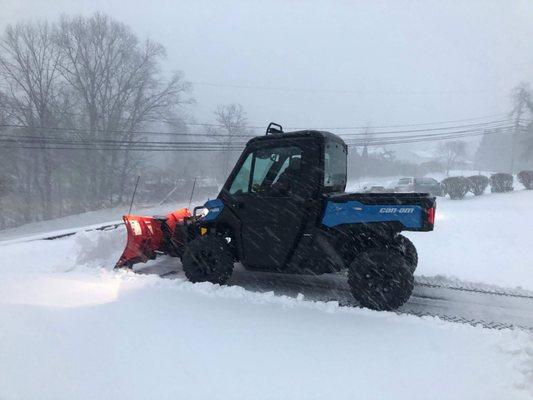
407,190,533,290
0,227,125,274
74,228,126,269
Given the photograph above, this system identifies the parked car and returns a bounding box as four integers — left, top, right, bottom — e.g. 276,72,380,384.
394,177,444,196
360,184,387,193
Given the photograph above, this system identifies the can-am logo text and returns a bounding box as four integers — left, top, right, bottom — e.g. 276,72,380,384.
379,207,414,214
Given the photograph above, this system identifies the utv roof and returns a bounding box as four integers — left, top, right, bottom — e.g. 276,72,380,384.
247,130,346,146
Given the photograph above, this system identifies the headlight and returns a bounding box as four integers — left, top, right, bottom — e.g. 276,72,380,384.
194,207,209,217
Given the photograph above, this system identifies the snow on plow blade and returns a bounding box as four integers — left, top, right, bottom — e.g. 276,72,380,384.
115,208,191,269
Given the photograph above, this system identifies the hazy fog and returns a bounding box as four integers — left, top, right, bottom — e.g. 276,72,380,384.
2,0,532,128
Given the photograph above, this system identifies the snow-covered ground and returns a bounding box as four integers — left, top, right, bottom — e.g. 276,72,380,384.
1,188,533,399
410,189,533,290
1,267,532,400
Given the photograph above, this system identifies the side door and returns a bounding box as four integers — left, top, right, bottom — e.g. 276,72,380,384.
222,141,317,270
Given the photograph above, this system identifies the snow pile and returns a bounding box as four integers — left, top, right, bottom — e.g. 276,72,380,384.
74,228,126,269
408,190,533,290
0,227,125,274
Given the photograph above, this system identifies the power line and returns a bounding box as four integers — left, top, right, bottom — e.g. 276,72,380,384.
295,113,512,130
0,118,515,140
0,104,513,131
0,125,522,152
180,115,513,132
2,124,521,145
0,145,246,152
345,125,516,143
0,123,238,137
190,81,499,96
338,120,511,136
354,127,520,146
0,133,248,146
0,124,517,147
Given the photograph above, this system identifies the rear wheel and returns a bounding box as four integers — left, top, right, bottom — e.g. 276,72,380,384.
395,234,418,273
348,248,414,311
181,235,234,285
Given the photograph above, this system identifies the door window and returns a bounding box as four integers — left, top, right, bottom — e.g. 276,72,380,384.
229,153,252,194
251,146,302,196
227,146,302,196
251,152,278,192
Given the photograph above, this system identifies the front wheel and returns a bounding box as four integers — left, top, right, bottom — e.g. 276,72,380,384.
348,248,414,311
181,235,234,285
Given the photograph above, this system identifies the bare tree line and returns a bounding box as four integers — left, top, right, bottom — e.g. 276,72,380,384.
0,13,191,227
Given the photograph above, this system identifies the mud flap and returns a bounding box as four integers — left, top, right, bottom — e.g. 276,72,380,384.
114,208,191,269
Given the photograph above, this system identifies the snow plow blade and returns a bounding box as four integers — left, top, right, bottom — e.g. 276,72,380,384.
115,208,191,269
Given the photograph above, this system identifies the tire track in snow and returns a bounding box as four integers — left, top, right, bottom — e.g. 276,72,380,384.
137,259,533,332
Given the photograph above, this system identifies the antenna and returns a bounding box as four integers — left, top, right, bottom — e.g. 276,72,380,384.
128,175,140,215
188,177,197,210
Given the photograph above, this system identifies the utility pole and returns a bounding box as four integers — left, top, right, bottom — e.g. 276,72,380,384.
362,143,368,176
509,83,530,174
510,106,523,174
224,126,232,177
362,127,372,177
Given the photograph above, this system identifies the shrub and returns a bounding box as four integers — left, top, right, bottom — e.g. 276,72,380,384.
517,170,533,190
467,175,489,196
441,176,472,200
490,173,513,193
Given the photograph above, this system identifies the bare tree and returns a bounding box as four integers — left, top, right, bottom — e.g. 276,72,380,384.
0,13,193,227
0,21,63,219
511,83,532,117
213,104,248,177
509,83,532,172
438,140,468,175
510,83,533,165
56,13,191,205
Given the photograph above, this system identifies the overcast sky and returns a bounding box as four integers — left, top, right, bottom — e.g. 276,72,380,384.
1,0,532,131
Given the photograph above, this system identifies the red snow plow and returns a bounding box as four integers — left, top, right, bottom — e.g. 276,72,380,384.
115,208,192,269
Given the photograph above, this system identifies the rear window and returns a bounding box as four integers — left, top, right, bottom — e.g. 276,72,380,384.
324,141,347,190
